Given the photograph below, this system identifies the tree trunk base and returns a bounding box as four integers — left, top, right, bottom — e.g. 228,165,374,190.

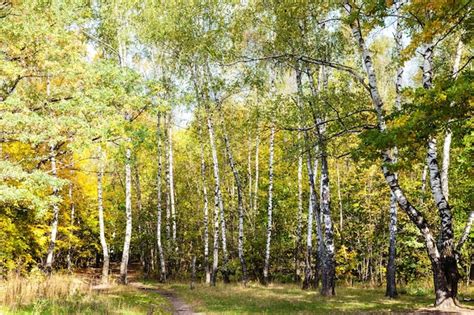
421,298,474,314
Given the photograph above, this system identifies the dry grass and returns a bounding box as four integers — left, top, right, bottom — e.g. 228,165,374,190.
1,272,91,309
0,273,171,314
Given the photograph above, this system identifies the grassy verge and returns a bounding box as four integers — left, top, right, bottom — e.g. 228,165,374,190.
0,274,171,315
161,282,473,314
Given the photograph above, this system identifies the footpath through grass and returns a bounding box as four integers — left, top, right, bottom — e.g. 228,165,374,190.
161,282,474,314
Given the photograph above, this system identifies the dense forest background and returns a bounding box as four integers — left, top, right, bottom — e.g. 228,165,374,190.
0,0,472,309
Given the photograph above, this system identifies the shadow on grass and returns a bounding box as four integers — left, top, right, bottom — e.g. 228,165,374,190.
162,283,435,314
2,286,172,315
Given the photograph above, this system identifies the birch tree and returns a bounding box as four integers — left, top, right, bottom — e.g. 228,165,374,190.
344,1,465,306
45,144,60,274
156,113,167,282
221,114,248,285
263,124,275,285
97,146,109,284
120,113,133,284
386,0,404,298
168,113,177,252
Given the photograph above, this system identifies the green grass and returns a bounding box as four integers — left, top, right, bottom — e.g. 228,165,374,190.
1,285,172,315
160,282,473,314
2,276,473,314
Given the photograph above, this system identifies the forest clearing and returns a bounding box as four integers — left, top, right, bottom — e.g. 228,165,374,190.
0,0,473,314
1,265,473,314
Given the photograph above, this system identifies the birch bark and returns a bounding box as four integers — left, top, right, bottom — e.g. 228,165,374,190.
198,115,211,284
441,39,463,202
97,146,109,284
45,144,59,274
120,113,132,284
386,0,403,297
263,124,275,285
206,106,229,284
344,1,459,306
221,117,248,285
156,113,167,282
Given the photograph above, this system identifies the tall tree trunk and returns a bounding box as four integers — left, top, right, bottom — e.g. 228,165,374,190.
45,144,60,274
306,63,335,296
168,114,177,251
263,125,275,285
427,137,459,300
247,133,253,218
313,153,324,289
423,39,460,302
295,64,324,289
67,167,75,272
345,2,459,306
203,62,230,284
386,191,398,297
156,113,167,282
253,133,260,230
457,211,474,251
335,162,343,233
303,149,315,290
206,106,228,285
134,163,144,270
198,114,211,284
97,146,109,284
295,140,303,282
421,164,428,204
164,116,171,251
319,148,335,296
386,0,403,297
120,113,132,284
441,39,463,202
191,69,211,285
220,116,248,285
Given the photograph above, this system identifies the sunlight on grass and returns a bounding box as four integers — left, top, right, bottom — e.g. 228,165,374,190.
0,275,171,314
160,282,470,314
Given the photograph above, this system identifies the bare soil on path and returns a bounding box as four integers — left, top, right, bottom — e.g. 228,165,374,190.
130,282,197,315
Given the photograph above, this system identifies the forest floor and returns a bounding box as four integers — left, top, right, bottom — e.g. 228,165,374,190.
1,266,473,314
150,281,474,314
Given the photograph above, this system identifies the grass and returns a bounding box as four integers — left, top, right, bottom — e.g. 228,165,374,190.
1,273,472,314
160,281,474,314
0,274,171,314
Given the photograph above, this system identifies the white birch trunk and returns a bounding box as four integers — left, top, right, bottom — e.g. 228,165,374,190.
67,167,75,272
120,114,132,284
441,39,463,202
165,117,171,248
295,140,303,281
303,149,314,289
97,146,109,284
191,68,211,284
221,119,248,284
457,211,474,251
156,113,167,282
168,114,177,251
203,62,231,284
198,115,211,284
253,133,260,229
247,133,253,216
206,107,228,284
387,0,403,297
345,1,459,305
335,162,343,233
306,63,335,296
263,124,275,285
45,144,60,274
